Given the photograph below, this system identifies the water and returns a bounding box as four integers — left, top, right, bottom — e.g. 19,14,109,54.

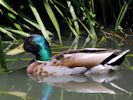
0,36,133,100
0,69,133,100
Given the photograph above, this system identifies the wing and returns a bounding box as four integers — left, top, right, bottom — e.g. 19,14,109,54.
50,48,121,68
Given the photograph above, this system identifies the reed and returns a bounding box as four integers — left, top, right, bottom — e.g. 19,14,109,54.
0,35,8,71
0,0,133,45
115,0,132,31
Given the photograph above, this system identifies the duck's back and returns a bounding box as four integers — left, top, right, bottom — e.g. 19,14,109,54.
49,48,121,68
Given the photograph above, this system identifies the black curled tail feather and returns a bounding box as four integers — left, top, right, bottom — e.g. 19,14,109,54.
101,50,129,66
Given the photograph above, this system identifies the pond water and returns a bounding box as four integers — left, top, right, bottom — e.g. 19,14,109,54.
0,36,133,100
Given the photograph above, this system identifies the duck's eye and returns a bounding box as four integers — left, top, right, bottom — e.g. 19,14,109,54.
29,41,36,45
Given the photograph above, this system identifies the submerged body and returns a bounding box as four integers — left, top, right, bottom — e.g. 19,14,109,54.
23,34,129,76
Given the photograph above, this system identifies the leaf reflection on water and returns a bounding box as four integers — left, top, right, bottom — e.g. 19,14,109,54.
0,91,27,99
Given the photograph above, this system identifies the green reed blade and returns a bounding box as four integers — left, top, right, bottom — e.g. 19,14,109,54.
43,0,62,45
70,37,79,49
115,2,128,30
67,18,79,37
0,35,8,71
91,0,95,13
0,0,17,14
77,18,92,36
67,1,80,35
127,54,133,57
19,13,40,30
52,0,69,11
5,28,30,37
28,0,51,42
7,13,23,31
0,27,16,41
50,0,64,18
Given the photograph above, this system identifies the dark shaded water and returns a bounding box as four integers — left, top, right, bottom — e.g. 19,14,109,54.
0,36,133,100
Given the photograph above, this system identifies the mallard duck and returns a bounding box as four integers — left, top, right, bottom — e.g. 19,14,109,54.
22,34,129,76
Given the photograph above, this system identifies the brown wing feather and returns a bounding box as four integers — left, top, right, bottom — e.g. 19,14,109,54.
50,48,121,68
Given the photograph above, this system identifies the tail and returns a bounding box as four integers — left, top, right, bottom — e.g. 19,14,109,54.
101,50,129,66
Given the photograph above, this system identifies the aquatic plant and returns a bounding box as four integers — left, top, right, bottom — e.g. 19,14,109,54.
0,0,61,44
115,0,133,31
0,0,132,45
0,35,8,71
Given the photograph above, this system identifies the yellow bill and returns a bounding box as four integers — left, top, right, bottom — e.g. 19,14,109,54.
6,43,25,55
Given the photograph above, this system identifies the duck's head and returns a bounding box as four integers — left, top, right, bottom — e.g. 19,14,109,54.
23,34,52,61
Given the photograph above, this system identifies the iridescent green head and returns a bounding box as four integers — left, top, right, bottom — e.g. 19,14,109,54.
23,34,52,61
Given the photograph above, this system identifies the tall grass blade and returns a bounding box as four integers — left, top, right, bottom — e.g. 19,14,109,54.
51,2,64,17
83,35,91,47
77,18,92,36
43,0,62,45
85,9,97,41
5,28,30,37
115,2,128,30
127,54,133,57
67,1,80,35
67,18,79,37
70,37,79,49
0,0,17,14
22,16,40,30
51,0,79,38
4,41,15,52
96,36,106,47
7,13,23,31
77,18,93,47
16,12,40,30
0,27,16,40
0,35,8,71
14,23,23,31
28,0,51,42
52,0,68,11
91,0,95,13
51,0,77,38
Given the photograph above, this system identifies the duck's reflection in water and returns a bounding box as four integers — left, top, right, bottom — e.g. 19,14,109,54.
28,71,128,100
